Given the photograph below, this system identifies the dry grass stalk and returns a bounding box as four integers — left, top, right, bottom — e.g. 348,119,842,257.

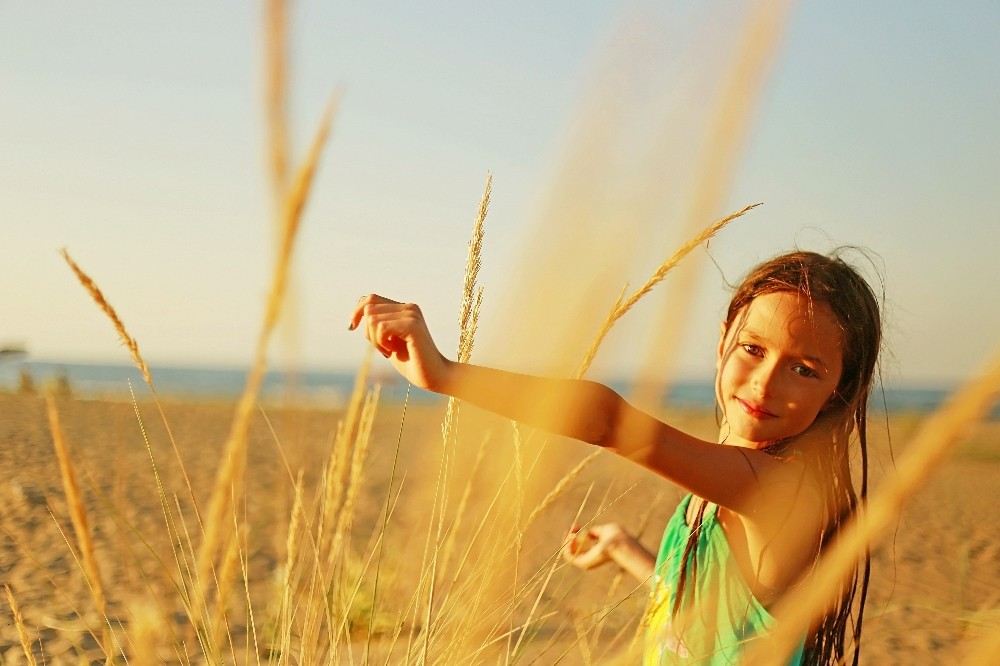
505,421,526,661
210,525,242,661
329,385,381,576
435,440,604,656
590,491,663,659
321,351,371,552
431,464,515,640
61,248,151,385
264,0,307,376
438,432,491,576
166,493,214,658
275,469,305,663
573,613,594,666
45,393,111,657
234,512,262,666
195,95,338,613
744,348,1000,665
288,366,372,655
303,394,380,659
508,484,595,660
524,449,602,529
126,381,189,595
4,584,37,666
364,386,413,664
265,0,290,201
445,480,634,661
416,175,492,663
313,364,379,646
633,0,794,408
127,599,163,666
576,202,760,378
64,246,202,533
297,356,371,656
458,173,491,363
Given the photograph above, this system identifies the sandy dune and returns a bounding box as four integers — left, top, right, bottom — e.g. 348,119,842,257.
0,392,996,664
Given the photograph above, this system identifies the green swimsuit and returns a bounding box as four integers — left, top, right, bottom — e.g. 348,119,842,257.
644,495,805,665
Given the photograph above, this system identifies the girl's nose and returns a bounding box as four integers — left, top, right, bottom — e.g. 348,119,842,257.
751,362,780,399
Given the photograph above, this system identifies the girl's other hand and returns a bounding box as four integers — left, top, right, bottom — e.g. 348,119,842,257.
561,522,628,570
348,294,451,391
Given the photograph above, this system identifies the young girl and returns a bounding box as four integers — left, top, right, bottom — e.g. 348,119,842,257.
348,250,880,665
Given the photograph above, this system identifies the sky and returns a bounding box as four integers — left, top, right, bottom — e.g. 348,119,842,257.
2,1,998,386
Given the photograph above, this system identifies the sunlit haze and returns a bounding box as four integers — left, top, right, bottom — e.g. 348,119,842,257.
2,1,997,385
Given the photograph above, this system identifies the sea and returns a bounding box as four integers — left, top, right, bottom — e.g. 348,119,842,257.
2,359,993,419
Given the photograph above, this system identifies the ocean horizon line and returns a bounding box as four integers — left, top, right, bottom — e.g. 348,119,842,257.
2,358,993,419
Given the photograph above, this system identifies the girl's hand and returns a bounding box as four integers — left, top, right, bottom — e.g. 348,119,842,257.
348,294,451,391
561,522,629,570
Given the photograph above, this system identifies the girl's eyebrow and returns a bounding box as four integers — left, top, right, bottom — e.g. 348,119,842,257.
741,329,831,372
802,355,831,372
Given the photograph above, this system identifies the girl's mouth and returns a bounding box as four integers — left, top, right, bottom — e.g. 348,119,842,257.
736,397,777,419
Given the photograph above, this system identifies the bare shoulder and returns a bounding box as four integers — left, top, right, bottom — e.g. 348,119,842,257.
723,458,828,598
745,456,826,529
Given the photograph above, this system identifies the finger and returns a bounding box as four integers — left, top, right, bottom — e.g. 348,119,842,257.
363,312,393,358
571,546,605,570
562,534,590,565
372,317,399,358
561,538,576,563
348,294,401,331
365,314,405,356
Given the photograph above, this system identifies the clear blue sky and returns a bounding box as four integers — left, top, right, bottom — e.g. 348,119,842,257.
2,1,997,385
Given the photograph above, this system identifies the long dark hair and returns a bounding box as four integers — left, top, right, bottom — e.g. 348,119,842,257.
673,250,882,666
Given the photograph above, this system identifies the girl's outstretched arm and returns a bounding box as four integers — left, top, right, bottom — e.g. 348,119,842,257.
349,294,795,516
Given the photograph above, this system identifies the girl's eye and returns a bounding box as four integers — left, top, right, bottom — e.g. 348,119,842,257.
740,343,763,357
792,364,818,378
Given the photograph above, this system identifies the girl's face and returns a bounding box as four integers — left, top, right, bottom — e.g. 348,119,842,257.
716,291,844,448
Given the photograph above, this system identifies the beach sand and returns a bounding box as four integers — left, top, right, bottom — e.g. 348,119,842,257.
0,391,996,664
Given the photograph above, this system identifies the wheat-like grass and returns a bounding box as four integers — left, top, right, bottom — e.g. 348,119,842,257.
295,360,371,659
275,469,304,664
195,94,338,614
329,385,381,578
576,202,760,378
296,357,373,656
65,251,203,539
4,584,37,666
458,173,491,363
743,346,1000,665
323,352,371,545
416,174,492,664
45,393,112,658
60,249,151,385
